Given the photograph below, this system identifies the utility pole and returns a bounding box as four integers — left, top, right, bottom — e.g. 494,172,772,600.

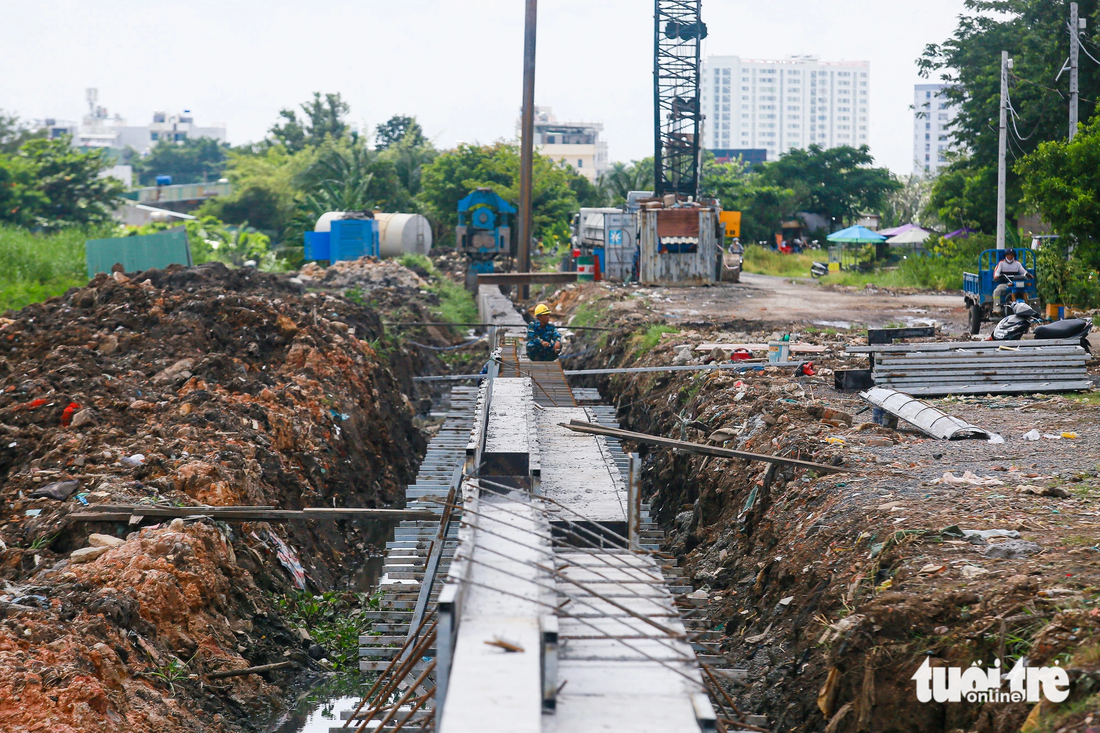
517,0,538,299
996,50,1010,251
1070,2,1081,140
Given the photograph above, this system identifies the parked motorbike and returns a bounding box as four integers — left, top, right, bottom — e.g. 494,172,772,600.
990,301,1093,353
810,261,829,279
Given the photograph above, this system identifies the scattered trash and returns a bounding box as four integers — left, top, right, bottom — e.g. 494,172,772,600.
59,401,80,427
931,471,1003,487
120,454,145,467
24,509,41,517
987,434,1005,444
918,564,946,575
982,540,1042,559
1061,431,1078,439
266,531,308,590
1023,429,1041,441
30,480,79,500
1016,484,1071,498
960,565,988,578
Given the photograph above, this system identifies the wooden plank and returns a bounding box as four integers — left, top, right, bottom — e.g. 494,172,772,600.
477,272,578,285
562,421,854,474
847,338,1084,354
70,506,436,522
867,326,936,344
693,343,828,353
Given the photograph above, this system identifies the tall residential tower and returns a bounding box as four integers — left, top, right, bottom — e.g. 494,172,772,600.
913,83,960,176
701,55,869,163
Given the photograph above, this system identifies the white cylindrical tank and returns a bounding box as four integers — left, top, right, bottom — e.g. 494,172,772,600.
375,213,433,257
314,211,346,232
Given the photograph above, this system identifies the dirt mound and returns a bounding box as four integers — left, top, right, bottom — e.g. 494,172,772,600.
0,262,425,731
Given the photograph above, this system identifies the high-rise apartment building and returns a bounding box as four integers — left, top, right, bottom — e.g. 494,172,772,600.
701,55,870,162
913,83,959,176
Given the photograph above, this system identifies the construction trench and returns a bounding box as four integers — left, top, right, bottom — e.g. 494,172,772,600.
1,259,1099,733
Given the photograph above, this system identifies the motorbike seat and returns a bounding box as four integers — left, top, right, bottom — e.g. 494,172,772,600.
1033,318,1089,339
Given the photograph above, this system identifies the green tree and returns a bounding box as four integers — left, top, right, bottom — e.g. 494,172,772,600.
598,159,654,205
919,0,1100,231
296,138,407,216
881,173,938,229
927,162,998,232
377,126,438,200
269,92,351,153
200,145,311,235
132,137,229,185
1017,113,1100,248
0,110,45,155
418,142,580,242
763,145,899,228
375,115,428,151
0,137,122,229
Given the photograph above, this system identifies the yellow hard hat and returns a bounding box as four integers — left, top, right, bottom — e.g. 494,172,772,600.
533,303,551,316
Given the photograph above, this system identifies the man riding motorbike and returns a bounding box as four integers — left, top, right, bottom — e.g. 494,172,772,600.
992,249,1033,316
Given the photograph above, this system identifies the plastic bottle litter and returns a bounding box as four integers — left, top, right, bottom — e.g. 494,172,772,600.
1061,432,1078,439
1022,429,1040,441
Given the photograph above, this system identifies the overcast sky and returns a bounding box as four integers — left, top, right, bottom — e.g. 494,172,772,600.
1,0,971,174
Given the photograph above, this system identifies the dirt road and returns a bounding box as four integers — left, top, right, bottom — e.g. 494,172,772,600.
642,273,969,332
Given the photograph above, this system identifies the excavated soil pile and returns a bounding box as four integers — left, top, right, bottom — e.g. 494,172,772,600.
548,283,1100,733
0,261,425,732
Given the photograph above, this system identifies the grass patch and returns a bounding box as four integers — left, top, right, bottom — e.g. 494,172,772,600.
630,324,678,358
396,253,477,328
570,300,610,329
278,590,382,671
741,245,816,278
1067,391,1100,405
0,225,98,312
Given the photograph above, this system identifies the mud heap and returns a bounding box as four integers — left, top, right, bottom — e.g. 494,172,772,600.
549,283,1100,733
0,261,424,732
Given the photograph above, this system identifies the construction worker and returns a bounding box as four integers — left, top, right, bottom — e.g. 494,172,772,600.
526,303,562,361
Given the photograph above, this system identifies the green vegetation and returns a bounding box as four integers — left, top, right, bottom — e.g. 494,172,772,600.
0,224,94,311
143,656,193,695
818,235,990,291
0,136,123,230
278,590,382,672
396,253,477,327
132,137,229,186
741,246,816,278
702,146,899,242
630,324,678,358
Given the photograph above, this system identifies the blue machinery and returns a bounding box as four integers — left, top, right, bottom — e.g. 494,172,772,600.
456,188,516,288
304,217,380,263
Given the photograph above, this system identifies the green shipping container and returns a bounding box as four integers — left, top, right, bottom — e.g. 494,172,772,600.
85,228,193,279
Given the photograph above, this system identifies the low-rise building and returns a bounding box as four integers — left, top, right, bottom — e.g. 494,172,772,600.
520,106,608,182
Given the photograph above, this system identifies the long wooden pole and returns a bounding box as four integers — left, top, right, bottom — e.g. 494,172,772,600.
563,420,855,474
517,0,538,299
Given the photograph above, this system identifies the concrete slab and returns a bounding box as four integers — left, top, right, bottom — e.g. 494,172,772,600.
437,494,553,733
537,408,626,524
548,550,704,733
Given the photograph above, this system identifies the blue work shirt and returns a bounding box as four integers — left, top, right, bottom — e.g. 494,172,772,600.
526,321,562,361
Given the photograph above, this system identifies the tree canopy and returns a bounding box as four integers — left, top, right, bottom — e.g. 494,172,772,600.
700,145,898,241
375,115,428,151
132,137,229,186
0,137,122,229
419,142,584,241
269,92,352,153
920,0,1100,231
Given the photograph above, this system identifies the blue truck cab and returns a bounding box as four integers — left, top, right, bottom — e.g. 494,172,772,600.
963,247,1038,334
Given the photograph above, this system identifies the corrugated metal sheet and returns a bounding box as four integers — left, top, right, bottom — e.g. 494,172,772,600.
848,339,1090,396
638,209,718,285
85,228,192,278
